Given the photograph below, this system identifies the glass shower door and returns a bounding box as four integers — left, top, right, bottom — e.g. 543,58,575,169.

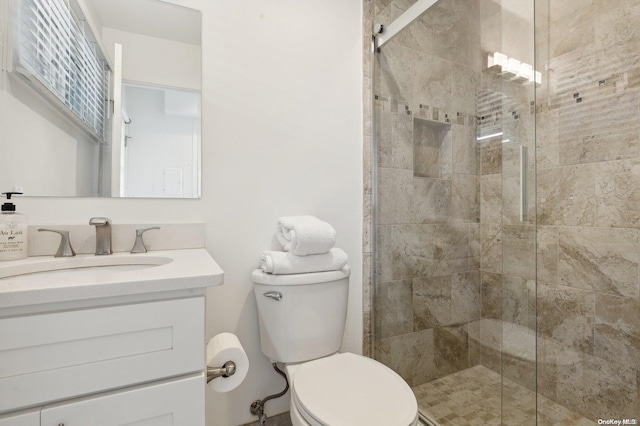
371,0,538,424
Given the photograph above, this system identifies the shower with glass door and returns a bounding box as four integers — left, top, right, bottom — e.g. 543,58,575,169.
369,0,640,424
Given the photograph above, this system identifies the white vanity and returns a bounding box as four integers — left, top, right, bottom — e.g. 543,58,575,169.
0,248,223,426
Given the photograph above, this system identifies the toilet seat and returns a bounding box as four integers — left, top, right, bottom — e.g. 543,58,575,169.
290,353,418,426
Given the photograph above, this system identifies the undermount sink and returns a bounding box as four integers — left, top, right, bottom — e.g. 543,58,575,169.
0,254,173,281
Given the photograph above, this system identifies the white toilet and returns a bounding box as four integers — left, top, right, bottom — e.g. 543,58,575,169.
252,265,418,426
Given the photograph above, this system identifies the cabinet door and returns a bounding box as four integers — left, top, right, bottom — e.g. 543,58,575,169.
0,297,204,412
0,410,39,426
41,374,204,426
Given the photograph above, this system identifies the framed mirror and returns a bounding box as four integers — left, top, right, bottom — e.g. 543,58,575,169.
0,0,202,198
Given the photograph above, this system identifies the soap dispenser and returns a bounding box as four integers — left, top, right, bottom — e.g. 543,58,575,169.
0,192,28,261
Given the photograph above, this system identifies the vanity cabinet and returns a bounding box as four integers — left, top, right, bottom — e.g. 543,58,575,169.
0,247,223,425
0,410,39,426
0,295,207,424
40,374,204,426
0,375,203,426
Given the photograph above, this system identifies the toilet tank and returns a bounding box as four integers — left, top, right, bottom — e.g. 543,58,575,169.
252,266,350,364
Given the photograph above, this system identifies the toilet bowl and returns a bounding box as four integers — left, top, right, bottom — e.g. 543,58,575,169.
252,266,418,425
286,353,418,426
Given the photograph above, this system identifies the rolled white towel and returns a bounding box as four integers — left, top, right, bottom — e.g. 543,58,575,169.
260,248,348,275
275,215,336,256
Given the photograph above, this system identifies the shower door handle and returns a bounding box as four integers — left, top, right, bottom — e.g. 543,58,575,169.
520,146,528,222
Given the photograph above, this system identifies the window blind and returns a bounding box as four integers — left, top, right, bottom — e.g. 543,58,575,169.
16,0,109,141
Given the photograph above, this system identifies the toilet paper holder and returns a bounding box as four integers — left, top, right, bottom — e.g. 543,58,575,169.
207,360,237,383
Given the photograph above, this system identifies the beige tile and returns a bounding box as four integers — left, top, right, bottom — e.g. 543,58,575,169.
363,191,372,250
538,338,637,420
375,225,393,282
363,19,372,81
481,272,501,320
451,271,480,324
547,5,595,59
376,168,413,225
596,159,640,229
362,311,372,358
363,213,372,254
592,0,640,51
413,52,452,111
535,110,560,171
432,325,470,380
502,225,536,280
480,139,502,175
466,320,481,367
375,41,414,102
558,226,640,298
502,275,532,328
451,124,477,175
375,328,435,386
537,226,558,284
595,33,640,91
544,45,597,108
375,279,413,338
538,282,595,354
393,2,458,62
502,350,536,392
451,66,478,116
537,394,597,426
413,119,452,178
480,174,501,224
391,112,414,169
452,175,479,223
377,224,469,281
412,365,596,426
363,252,372,312
376,109,414,170
595,293,640,370
375,106,393,167
469,223,481,270
363,133,372,195
480,223,501,274
558,91,640,166
413,275,451,330
537,165,597,226
412,178,451,224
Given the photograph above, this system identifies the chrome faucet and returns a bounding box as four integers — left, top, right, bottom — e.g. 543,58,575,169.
89,217,112,255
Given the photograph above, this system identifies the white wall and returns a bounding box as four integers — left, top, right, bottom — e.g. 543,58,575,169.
102,27,201,90
16,1,362,425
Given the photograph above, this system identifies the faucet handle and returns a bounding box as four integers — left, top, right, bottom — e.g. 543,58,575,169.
131,227,160,254
38,229,76,258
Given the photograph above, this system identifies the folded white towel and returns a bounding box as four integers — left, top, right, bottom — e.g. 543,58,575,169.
260,248,348,275
276,215,336,256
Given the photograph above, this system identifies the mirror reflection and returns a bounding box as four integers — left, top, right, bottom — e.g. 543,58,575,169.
0,0,202,198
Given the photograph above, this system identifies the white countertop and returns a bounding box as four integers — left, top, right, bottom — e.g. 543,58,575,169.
0,249,224,308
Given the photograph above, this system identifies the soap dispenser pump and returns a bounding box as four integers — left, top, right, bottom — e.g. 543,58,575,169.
0,192,28,261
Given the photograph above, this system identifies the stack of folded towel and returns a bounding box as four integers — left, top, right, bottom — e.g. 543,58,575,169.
260,216,348,275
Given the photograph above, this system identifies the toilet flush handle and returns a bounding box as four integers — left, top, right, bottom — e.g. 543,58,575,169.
263,291,283,301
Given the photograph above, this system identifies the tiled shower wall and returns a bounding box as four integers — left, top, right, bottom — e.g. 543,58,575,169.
534,0,640,420
367,0,484,387
364,0,640,422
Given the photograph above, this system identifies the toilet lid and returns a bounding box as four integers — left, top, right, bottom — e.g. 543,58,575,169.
292,353,418,426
